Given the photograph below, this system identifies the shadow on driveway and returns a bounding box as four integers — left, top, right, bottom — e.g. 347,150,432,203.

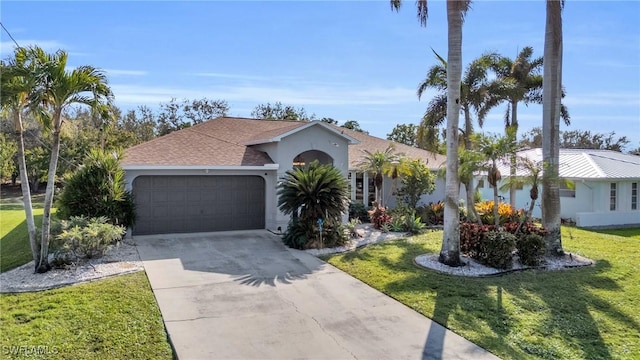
134,230,322,288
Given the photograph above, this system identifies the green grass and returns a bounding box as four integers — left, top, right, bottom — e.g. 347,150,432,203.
325,227,640,360
0,196,47,273
0,272,174,359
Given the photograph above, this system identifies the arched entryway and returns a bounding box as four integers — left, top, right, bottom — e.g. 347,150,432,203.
292,150,333,168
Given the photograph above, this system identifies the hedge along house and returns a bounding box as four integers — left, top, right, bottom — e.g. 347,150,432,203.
122,117,447,236
475,148,640,228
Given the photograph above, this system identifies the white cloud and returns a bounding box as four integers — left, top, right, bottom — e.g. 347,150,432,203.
0,39,66,55
104,69,148,77
563,93,640,107
110,82,419,107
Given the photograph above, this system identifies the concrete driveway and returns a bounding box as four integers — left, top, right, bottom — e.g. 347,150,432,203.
135,230,499,360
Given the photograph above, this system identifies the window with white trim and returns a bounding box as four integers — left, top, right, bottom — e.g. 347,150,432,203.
559,181,575,198
632,182,638,210
610,183,617,211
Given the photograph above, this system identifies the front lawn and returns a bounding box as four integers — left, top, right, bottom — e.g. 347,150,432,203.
0,272,173,359
0,197,47,273
325,227,640,359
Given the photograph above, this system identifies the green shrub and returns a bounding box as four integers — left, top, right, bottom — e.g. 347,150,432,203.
51,216,125,267
343,218,362,239
56,149,135,227
282,219,348,250
282,219,312,249
368,205,392,229
391,216,406,232
517,233,546,266
417,201,444,225
478,231,516,269
349,202,369,222
404,213,425,235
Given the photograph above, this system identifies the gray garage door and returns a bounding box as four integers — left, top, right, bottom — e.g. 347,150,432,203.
132,175,265,235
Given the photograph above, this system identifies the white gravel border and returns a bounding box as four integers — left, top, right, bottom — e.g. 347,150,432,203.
304,224,406,256
0,240,143,293
415,252,594,277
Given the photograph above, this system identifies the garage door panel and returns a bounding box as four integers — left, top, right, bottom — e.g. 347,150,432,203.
132,175,265,235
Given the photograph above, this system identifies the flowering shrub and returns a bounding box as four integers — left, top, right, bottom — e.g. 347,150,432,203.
368,205,392,229
475,201,522,225
417,201,444,225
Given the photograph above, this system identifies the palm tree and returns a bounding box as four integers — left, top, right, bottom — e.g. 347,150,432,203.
29,48,113,272
0,47,41,270
277,161,350,248
417,50,494,221
542,0,565,257
475,131,517,226
356,145,401,206
391,0,471,266
481,47,570,208
482,47,542,209
440,0,471,266
499,156,542,222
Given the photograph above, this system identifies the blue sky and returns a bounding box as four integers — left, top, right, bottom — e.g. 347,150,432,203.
2,1,639,150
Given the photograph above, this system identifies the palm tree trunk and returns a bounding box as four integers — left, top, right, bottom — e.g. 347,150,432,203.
37,115,63,273
463,108,476,222
492,161,500,226
439,0,463,267
542,0,564,257
509,101,518,208
13,110,39,270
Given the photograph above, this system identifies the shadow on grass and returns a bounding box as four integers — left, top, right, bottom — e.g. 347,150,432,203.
376,242,634,359
0,214,43,273
590,228,640,239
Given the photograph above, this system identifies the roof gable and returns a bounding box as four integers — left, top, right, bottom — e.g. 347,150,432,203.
245,120,359,145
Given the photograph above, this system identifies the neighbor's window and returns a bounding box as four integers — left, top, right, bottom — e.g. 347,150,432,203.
632,183,638,210
610,183,617,211
559,181,575,198
477,178,485,189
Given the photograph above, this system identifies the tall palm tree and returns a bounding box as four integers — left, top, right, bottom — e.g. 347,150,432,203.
482,47,542,209
29,49,113,272
0,47,41,270
440,0,471,266
481,47,570,208
391,0,471,266
417,50,494,221
542,0,565,257
356,145,401,206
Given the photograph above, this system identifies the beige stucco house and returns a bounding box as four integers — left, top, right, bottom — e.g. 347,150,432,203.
122,117,446,235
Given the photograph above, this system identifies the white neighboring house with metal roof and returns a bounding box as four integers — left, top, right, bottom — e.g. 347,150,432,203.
475,148,640,228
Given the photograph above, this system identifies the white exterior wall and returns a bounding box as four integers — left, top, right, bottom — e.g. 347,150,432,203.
266,126,351,230
576,180,640,227
475,176,640,227
123,167,279,230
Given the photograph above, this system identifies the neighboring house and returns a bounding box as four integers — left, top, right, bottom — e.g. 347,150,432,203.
122,117,446,235
475,148,640,228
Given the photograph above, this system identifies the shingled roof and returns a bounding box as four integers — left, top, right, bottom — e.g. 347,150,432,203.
122,117,445,169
